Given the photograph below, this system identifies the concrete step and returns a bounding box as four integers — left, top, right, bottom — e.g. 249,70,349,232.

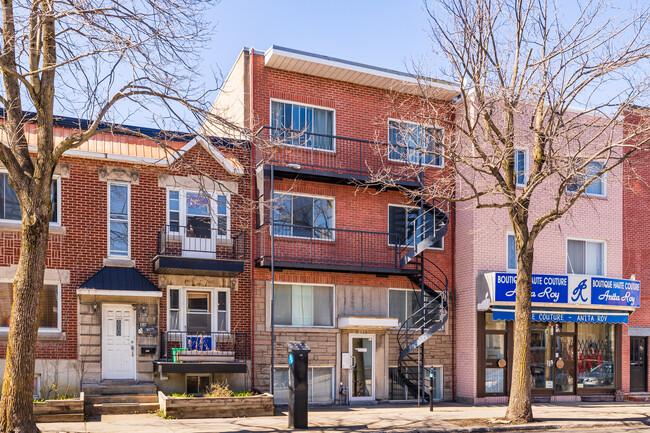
85,394,159,404
86,402,159,415
83,382,157,396
627,393,650,402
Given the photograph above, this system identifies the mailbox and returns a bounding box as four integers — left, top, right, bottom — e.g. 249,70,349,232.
287,341,310,429
140,346,156,355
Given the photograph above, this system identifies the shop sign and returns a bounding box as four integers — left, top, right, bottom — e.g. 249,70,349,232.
492,273,640,308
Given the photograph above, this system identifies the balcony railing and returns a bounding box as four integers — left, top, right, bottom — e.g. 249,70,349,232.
157,226,245,260
255,127,438,183
255,222,420,274
159,331,248,362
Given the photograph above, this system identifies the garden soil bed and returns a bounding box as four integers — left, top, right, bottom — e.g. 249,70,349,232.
158,391,275,419
34,392,85,422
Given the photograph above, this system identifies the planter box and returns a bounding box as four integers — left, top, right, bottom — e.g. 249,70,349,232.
158,391,274,419
34,392,84,422
175,350,235,363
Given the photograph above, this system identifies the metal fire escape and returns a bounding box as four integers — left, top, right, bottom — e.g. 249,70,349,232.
396,198,449,401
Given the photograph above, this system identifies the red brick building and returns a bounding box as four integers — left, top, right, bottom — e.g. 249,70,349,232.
210,46,457,403
622,106,650,398
0,117,253,399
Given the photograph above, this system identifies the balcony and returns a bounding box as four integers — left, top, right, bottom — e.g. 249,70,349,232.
153,226,246,277
255,127,436,187
154,331,248,374
255,222,420,275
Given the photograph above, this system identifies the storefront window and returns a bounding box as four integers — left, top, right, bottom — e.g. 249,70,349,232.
578,323,615,388
484,312,507,394
531,322,553,390
485,312,506,330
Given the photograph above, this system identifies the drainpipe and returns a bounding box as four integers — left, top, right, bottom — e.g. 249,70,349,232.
249,47,257,388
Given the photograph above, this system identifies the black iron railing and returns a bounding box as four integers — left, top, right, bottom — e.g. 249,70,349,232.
157,225,245,260
255,222,420,273
255,127,442,182
159,331,248,362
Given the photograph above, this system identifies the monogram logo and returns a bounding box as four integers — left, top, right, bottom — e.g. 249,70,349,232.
571,279,589,302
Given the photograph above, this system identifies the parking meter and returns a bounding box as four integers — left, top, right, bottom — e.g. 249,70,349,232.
287,341,310,429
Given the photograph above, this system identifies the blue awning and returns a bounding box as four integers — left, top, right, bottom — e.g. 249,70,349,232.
491,307,629,324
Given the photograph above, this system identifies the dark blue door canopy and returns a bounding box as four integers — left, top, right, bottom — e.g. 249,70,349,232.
79,266,159,292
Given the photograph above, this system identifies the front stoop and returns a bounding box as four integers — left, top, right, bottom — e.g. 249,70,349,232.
83,381,159,415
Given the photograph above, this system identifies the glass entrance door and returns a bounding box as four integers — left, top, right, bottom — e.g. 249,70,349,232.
350,335,374,400
555,333,576,393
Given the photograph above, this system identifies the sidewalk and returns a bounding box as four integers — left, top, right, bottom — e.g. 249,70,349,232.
38,401,650,433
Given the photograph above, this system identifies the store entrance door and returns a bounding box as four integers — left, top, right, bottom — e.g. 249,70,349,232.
531,323,577,395
630,337,647,392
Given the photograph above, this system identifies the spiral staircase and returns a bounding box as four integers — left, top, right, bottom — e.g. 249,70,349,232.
396,201,449,401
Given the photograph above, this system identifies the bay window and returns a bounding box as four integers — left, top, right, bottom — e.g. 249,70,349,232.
274,284,333,327
273,193,334,240
271,100,334,150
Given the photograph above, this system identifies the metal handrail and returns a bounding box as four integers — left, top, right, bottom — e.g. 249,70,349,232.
159,331,248,362
157,225,246,260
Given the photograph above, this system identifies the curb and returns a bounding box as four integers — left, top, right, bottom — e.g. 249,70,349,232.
382,420,647,433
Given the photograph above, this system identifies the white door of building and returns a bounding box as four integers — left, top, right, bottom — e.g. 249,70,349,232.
102,304,136,380
349,334,375,401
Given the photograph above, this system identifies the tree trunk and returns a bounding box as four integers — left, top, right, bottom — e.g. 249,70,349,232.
505,242,534,422
0,202,51,433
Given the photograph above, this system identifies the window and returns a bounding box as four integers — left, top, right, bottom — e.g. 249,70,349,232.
389,289,422,326
33,375,40,399
273,367,334,403
567,160,605,197
514,148,528,187
166,287,229,334
0,173,60,224
577,323,615,388
388,120,443,167
186,374,211,395
167,189,229,237
567,239,605,276
0,282,60,331
273,193,334,240
108,182,129,257
389,366,443,401
388,205,442,249
271,101,334,150
274,284,333,327
507,233,517,271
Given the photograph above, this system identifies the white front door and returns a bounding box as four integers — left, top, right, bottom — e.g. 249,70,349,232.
349,334,375,401
102,305,136,380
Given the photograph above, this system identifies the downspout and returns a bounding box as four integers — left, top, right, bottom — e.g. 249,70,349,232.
451,200,456,401
249,47,257,387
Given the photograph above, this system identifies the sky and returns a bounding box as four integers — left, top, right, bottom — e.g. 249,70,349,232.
202,1,436,86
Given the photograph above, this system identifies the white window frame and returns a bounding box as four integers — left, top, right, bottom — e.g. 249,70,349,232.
0,279,61,333
0,171,61,226
566,237,607,276
166,188,231,239
166,286,231,333
506,232,517,272
33,375,41,399
269,98,337,153
387,204,444,250
185,373,211,395
272,365,335,404
566,160,607,198
272,282,336,328
387,118,444,168
107,181,131,258
388,287,445,332
272,191,335,241
388,365,443,402
514,147,529,187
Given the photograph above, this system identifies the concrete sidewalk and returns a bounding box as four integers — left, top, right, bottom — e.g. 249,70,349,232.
38,401,650,433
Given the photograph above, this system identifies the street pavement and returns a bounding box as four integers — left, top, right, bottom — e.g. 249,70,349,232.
38,401,650,433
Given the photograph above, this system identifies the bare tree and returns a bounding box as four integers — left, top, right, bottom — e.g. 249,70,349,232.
0,1,246,431
374,0,650,422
